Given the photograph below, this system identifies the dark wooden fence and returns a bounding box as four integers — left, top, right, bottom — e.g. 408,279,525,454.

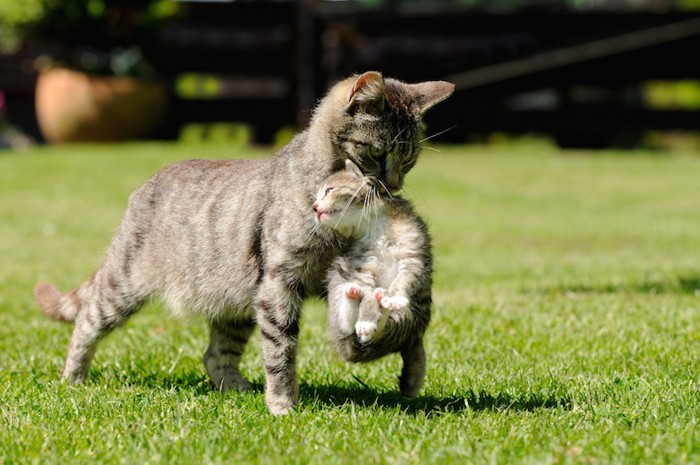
3,1,700,146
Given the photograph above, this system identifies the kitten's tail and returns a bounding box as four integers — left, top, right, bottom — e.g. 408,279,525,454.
34,282,79,323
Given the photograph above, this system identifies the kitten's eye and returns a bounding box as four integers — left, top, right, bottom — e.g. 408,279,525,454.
324,187,334,196
369,145,386,158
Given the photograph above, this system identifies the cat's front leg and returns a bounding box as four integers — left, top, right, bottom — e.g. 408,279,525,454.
255,273,303,415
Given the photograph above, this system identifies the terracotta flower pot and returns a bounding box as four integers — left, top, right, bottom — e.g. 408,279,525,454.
35,68,168,143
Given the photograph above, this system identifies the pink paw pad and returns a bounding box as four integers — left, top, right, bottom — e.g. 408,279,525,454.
345,284,362,300
373,288,385,303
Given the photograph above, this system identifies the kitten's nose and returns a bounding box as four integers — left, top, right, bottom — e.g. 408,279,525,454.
312,202,319,212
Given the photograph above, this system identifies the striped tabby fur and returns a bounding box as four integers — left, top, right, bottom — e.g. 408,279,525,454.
35,71,453,414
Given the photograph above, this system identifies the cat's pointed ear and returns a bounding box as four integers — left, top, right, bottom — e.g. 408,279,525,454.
347,71,385,114
407,81,455,115
345,159,365,180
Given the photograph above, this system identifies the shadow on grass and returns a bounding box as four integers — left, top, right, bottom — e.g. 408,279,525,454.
300,383,572,415
92,368,213,395
92,369,572,414
533,272,700,296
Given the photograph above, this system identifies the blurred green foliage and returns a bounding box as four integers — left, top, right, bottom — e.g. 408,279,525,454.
0,0,180,55
645,80,700,110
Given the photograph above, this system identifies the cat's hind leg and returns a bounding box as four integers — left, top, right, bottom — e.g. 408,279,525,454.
204,316,256,392
37,270,146,384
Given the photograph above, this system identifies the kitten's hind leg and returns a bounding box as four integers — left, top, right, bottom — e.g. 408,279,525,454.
355,291,387,343
336,283,362,336
204,316,256,392
398,337,426,398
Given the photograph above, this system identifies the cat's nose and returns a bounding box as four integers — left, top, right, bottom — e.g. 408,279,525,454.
385,173,400,190
312,202,319,212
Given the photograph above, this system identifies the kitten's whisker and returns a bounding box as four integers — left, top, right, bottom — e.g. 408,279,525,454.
419,125,457,144
334,183,366,229
423,145,440,152
359,189,371,227
373,189,381,223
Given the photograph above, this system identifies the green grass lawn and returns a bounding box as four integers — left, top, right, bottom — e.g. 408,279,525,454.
1,141,699,464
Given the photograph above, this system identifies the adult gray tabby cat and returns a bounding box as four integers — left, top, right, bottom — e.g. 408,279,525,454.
314,160,432,397
34,71,454,415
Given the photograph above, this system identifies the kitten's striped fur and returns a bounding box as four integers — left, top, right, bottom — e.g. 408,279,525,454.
35,72,453,414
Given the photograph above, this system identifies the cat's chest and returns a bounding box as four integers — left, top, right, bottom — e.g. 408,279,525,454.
285,228,350,296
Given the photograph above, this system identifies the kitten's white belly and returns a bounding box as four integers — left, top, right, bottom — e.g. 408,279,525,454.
373,242,400,290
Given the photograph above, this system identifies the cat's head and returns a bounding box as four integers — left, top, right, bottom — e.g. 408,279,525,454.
313,159,379,237
320,71,454,194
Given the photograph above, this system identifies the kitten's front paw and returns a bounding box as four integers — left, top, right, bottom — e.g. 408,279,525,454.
355,320,378,343
380,294,410,311
344,283,363,300
373,288,386,303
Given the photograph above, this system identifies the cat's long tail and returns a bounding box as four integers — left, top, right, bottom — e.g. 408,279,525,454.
34,282,79,323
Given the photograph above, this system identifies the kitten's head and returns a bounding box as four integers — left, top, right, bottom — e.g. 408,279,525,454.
319,71,454,194
313,159,378,237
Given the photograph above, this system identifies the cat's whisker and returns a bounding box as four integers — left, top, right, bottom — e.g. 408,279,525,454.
423,145,440,152
419,125,457,144
390,126,408,146
376,179,395,202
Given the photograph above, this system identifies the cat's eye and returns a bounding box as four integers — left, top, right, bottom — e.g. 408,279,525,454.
324,187,334,196
369,145,386,158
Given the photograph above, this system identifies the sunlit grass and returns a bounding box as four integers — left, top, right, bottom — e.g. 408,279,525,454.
1,142,699,464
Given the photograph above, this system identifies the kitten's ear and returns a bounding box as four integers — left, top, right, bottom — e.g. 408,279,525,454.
407,81,455,115
347,71,385,114
344,159,365,180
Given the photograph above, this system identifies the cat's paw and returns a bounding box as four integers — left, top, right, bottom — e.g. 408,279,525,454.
373,288,386,303
210,371,252,392
382,295,409,311
355,320,378,343
344,283,363,300
374,288,409,311
266,395,297,416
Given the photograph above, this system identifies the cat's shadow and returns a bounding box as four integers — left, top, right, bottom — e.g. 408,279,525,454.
107,369,570,415
298,382,571,415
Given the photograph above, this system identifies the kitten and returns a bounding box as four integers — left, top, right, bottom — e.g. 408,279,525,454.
34,71,453,414
315,160,432,398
